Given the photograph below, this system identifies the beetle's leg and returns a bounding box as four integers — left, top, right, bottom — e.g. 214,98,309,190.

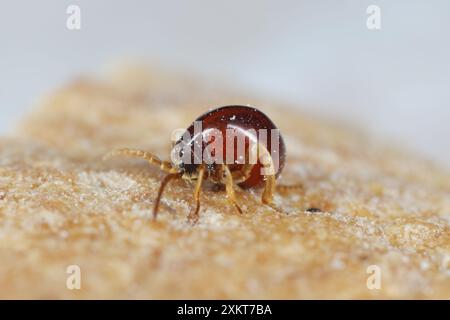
223,165,243,214
261,173,287,214
104,148,177,173
233,163,254,184
187,165,205,224
261,174,276,205
257,142,285,213
255,141,275,206
153,172,182,220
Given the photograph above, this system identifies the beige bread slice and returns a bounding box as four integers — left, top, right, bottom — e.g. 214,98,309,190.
0,65,448,298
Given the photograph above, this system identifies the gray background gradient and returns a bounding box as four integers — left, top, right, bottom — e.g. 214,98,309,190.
1,0,449,167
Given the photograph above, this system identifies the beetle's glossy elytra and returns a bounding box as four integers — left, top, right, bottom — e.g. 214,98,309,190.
177,105,286,188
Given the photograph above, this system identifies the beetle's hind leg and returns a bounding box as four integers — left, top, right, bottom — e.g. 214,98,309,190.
258,143,285,213
261,175,288,214
222,165,243,215
257,142,277,207
104,148,177,173
261,174,276,205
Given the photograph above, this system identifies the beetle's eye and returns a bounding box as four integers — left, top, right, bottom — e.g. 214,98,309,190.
170,143,184,166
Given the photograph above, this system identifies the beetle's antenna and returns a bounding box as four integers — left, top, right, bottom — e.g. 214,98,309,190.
104,148,177,173
153,172,182,220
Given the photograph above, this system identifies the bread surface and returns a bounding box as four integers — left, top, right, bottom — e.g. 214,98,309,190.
0,65,449,299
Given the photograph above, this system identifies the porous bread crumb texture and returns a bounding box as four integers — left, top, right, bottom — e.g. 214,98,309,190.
0,65,449,299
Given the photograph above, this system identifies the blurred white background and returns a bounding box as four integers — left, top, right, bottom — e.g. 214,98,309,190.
1,0,449,168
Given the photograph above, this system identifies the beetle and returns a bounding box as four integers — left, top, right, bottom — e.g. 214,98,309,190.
105,105,298,223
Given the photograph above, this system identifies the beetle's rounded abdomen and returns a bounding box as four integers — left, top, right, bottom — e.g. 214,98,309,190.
178,105,286,188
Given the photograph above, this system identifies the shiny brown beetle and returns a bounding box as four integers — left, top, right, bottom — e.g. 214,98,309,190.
106,105,299,223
